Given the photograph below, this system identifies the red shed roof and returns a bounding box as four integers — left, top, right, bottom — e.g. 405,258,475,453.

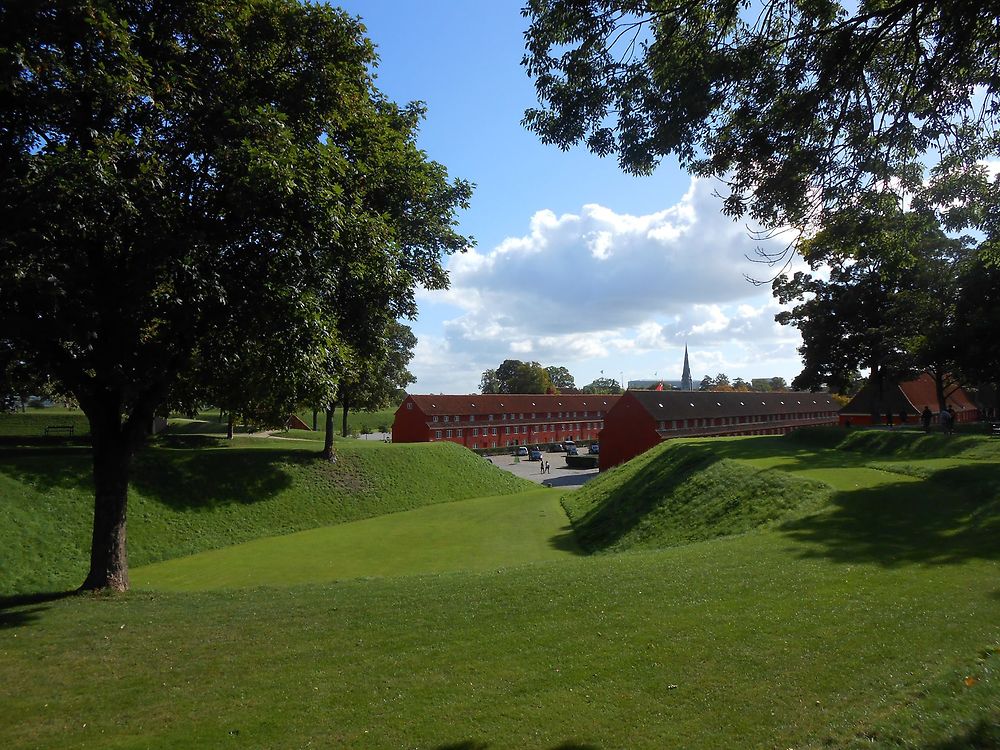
840,373,976,416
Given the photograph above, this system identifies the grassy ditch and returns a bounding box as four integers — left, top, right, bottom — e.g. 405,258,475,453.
0,439,534,596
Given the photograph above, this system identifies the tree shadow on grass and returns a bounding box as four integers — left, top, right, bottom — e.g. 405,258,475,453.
548,525,585,555
0,444,322,511
0,590,77,630
434,743,599,750
779,463,1000,566
128,449,310,510
923,716,1000,749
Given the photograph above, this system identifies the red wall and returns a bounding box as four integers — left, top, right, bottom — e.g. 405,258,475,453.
599,394,662,471
392,396,608,448
393,397,430,442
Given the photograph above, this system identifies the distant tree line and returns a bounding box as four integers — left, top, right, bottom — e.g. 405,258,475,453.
479,360,622,394
696,375,789,393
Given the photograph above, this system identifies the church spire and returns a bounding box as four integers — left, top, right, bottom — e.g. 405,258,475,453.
681,344,693,391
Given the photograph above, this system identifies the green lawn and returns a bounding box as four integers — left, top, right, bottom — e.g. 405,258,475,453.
2,533,997,749
133,488,579,590
0,439,534,596
1,428,999,748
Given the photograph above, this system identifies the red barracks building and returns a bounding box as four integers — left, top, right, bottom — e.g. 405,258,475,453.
599,390,839,471
837,372,979,427
393,393,621,450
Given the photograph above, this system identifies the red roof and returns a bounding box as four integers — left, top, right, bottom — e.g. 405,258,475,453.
403,393,620,416
840,373,976,415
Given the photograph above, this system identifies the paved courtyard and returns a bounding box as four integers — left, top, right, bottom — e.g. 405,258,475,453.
488,450,600,489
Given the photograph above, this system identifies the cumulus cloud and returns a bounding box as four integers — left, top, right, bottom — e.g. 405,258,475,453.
412,176,805,390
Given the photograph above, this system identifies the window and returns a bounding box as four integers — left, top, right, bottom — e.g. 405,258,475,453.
446,429,452,437
505,426,511,434
432,416,438,422
406,402,413,410
491,427,497,435
488,414,494,421
435,430,442,439
473,428,479,436
456,429,462,437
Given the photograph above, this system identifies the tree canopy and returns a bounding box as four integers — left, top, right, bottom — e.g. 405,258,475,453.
522,0,1000,257
581,377,622,394
0,0,470,590
773,203,967,408
480,360,556,394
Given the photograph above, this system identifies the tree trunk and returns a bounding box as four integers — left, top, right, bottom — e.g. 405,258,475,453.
322,405,336,462
870,366,885,426
80,433,133,591
227,414,234,440
312,408,318,432
341,404,350,437
78,392,149,593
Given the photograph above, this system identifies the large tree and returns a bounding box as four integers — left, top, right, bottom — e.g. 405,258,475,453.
581,377,622,394
0,1,466,591
522,0,1000,258
774,204,966,413
482,359,554,394
337,321,417,438
545,365,576,393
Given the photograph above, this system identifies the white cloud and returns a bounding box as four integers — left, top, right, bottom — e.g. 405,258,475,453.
411,176,805,391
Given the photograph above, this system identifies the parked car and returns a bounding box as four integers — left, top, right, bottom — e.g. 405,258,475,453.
528,448,543,461
564,441,578,456
547,443,564,452
514,446,529,457
588,443,600,454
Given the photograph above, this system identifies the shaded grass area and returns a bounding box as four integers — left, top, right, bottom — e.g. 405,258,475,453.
0,440,535,596
1,531,997,749
134,489,580,591
171,406,398,436
0,409,91,438
566,430,1000,562
564,441,834,553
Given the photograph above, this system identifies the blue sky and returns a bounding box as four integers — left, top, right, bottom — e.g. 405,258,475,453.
337,0,805,393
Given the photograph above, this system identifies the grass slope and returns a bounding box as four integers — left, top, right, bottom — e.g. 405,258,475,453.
568,430,1000,555
3,428,999,748
564,439,837,553
0,439,534,596
1,531,997,749
133,488,579,591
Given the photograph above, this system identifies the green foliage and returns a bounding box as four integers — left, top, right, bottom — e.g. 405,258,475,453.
522,0,1000,249
0,0,472,588
774,205,965,394
482,359,554,394
580,377,622,394
544,365,576,392
0,439,534,596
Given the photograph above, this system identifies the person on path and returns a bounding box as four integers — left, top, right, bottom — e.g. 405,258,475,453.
545,461,550,474
921,406,933,432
